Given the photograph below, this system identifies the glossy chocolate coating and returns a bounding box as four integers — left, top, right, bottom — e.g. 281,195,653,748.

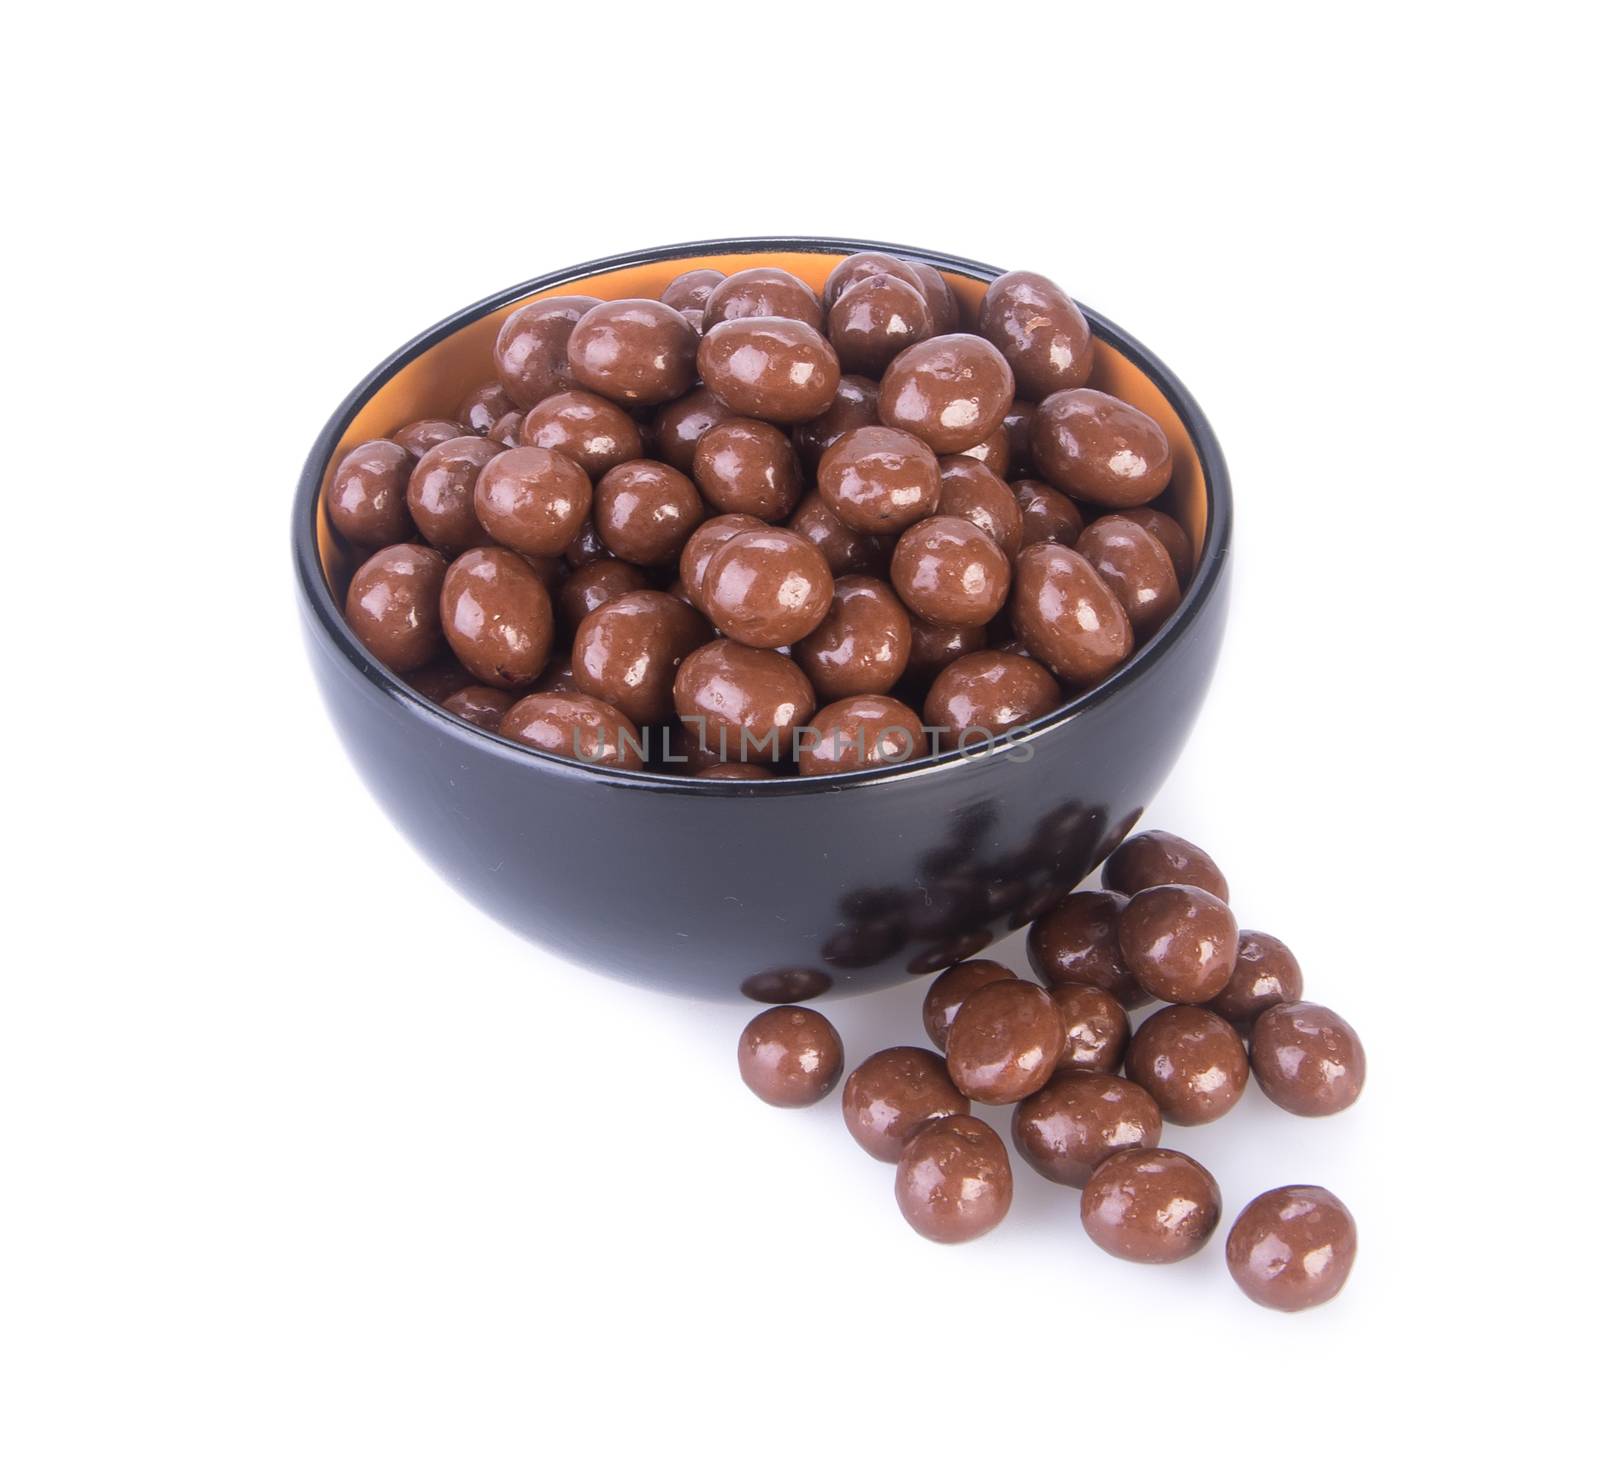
904,617,988,683
1012,479,1084,548
1103,831,1230,903
944,978,1065,1104
949,425,1009,479
406,436,497,554
1078,514,1181,640
1212,931,1304,1025
1032,388,1172,507
1009,543,1132,687
678,513,767,611
456,380,517,436
345,543,446,672
878,334,1014,455
493,296,599,409
737,1005,843,1107
1251,1003,1366,1116
593,459,704,566
703,267,824,332
572,589,711,725
440,546,555,688
1049,982,1131,1073
649,386,738,473
534,657,580,694
702,527,834,648
441,684,513,731
1002,402,1036,477
922,959,1014,1051
1125,1005,1248,1125
786,492,892,578
565,299,697,406
660,267,724,313
799,695,927,777
558,557,648,634
793,374,879,473
891,516,1011,627
519,390,645,479
978,270,1094,399
1122,506,1194,586
673,639,816,764
924,651,1061,739
329,439,416,546
473,445,593,558
500,691,642,769
822,251,925,311
794,576,911,699
828,273,932,375
908,262,960,335
1080,1148,1221,1264
1118,884,1239,1004
392,418,465,458
894,1114,1012,1243
842,1046,969,1161
489,411,523,446
693,417,803,520
937,457,1022,558
1027,891,1142,1007
1012,1070,1161,1187
1227,1186,1358,1312
698,316,841,423
817,425,941,534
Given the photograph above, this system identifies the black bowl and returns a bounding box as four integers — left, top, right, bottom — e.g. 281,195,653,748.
293,237,1231,1001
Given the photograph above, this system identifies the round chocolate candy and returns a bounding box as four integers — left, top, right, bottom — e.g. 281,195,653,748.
822,251,925,312
456,380,518,436
677,513,767,611
440,546,555,688
572,589,711,725
701,527,834,648
894,1114,1013,1244
786,493,892,578
1049,982,1131,1074
1080,1148,1221,1264
1103,830,1230,903
842,1046,969,1161
649,386,738,473
692,418,803,521
406,436,498,554
828,273,932,375
1012,1071,1161,1188
1027,891,1142,1007
878,333,1014,454
703,266,824,332
488,411,523,446
793,576,912,700
493,296,599,409
737,1005,843,1107
345,543,446,672
392,418,465,458
1002,402,1036,477
799,695,927,777
949,425,1009,479
659,268,724,313
1211,931,1304,1025
1118,884,1239,1004
978,270,1094,399
937,456,1022,558
673,639,816,765
698,316,841,423
1121,506,1195,586
924,651,1061,740
441,685,513,731
519,390,645,479
922,959,1015,1051
473,445,593,558
1227,1186,1358,1312
499,692,642,770
1009,543,1132,687
1077,514,1181,641
1250,1003,1366,1116
908,261,960,335
328,439,416,546
1012,478,1084,548
891,516,1011,626
793,374,880,473
817,425,941,534
1032,388,1172,507
904,617,987,684
593,459,704,566
944,978,1066,1105
556,558,648,636
1124,1005,1248,1126
566,299,698,406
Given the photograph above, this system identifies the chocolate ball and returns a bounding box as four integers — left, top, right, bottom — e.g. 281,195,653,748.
793,575,912,699
345,543,446,672
456,380,517,436
1122,506,1195,586
1049,982,1131,1073
492,296,599,409
392,419,465,458
678,513,767,611
922,959,1015,1051
556,558,648,637
822,252,925,312
441,684,513,731
978,270,1094,399
1080,1148,1221,1264
649,386,738,473
328,439,416,546
879,334,1014,455
488,411,523,446
1027,891,1142,1007
593,459,704,566
894,1114,1012,1243
1118,884,1239,1004
937,457,1022,558
1251,1003,1366,1116
1125,1005,1248,1126
500,692,643,770
692,418,803,520
891,516,1011,626
1227,1186,1358,1312
908,262,960,334
828,273,932,375
440,546,555,688
698,316,841,423
800,695,928,777
701,527,834,648
1009,543,1132,687
520,390,645,479
572,589,711,725
1211,931,1304,1025
737,1005,843,1107
1032,388,1172,507
660,268,724,313
566,299,697,406
842,1046,969,1161
1012,478,1085,547
703,266,824,332
406,436,497,554
1012,1071,1161,1187
903,617,987,683
473,445,592,558
1078,515,1181,640
673,639,816,765
924,651,1061,740
944,978,1065,1105
949,425,1009,479
1103,830,1230,903
786,492,892,577
817,425,941,534
1002,402,1036,477
793,373,880,473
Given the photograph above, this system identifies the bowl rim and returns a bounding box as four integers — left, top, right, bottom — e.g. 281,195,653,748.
293,235,1232,796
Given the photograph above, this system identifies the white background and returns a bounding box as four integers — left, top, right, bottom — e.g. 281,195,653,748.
4,4,1594,1474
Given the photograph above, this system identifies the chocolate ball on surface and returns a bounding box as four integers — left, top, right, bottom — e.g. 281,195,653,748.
566,299,698,406
406,436,498,554
442,685,513,731
456,380,517,436
1125,1005,1248,1126
908,261,960,334
473,445,593,558
1122,506,1195,586
904,617,987,684
649,386,738,473
794,576,912,700
572,589,711,725
345,543,446,673
822,251,926,311
1251,1003,1366,1116
1078,515,1181,640
1027,891,1141,1006
843,1047,969,1161
328,440,416,546
1080,1148,1221,1264
937,457,1022,558
891,516,1011,626
978,270,1094,399
392,419,465,458
520,390,645,479
923,959,1014,1051
793,373,880,473
945,979,1065,1104
678,513,767,610
500,692,643,769
701,527,834,648
817,425,941,534
557,558,649,635
786,492,892,577
924,651,1061,739
894,1114,1013,1244
593,459,704,566
493,296,599,409
1212,931,1304,1025
799,695,926,777
1009,543,1132,687
698,316,841,423
693,418,803,520
1012,478,1085,547
703,266,824,332
1032,388,1172,507
1012,1071,1161,1188
1119,884,1239,1004
1227,1186,1358,1312
737,1006,843,1107
1103,830,1230,903
1049,982,1131,1074
1002,402,1036,477
828,273,933,375
660,267,724,313
879,334,1015,454
673,640,816,765
440,546,555,688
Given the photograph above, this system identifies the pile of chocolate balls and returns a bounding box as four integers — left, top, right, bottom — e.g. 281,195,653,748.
738,830,1363,1312
328,252,1192,775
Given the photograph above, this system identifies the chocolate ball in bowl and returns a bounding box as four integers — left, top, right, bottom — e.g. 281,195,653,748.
328,440,415,547
1009,543,1132,687
442,685,514,731
593,459,704,566
978,269,1094,398
799,695,928,777
818,425,941,534
345,543,446,672
649,385,738,473
673,639,816,765
787,493,893,578
924,651,1061,738
907,262,960,334
520,390,644,478
566,299,698,406
493,296,599,409
701,527,834,648
473,445,593,558
891,516,1011,627
440,546,555,688
572,589,711,725
822,251,926,311
936,456,1022,558
456,380,517,436
828,273,932,375
500,691,643,770
1012,478,1084,548
793,373,880,474
703,266,824,331
556,558,648,637
1121,506,1195,586
878,333,1014,454
1032,388,1172,508
1077,514,1181,640
678,513,767,611
406,436,498,554
698,316,841,423
693,418,803,520
793,576,912,700
392,418,465,458
659,268,724,313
